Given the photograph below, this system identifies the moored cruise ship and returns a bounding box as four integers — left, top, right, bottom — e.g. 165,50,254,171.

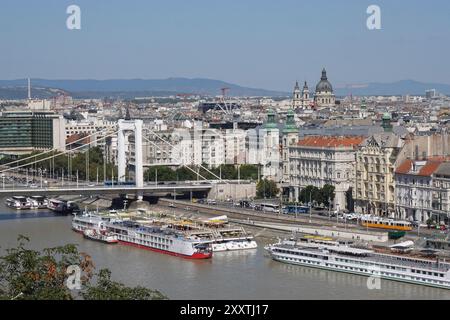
72,214,212,259
27,196,48,209
5,196,31,210
47,199,80,215
265,239,450,290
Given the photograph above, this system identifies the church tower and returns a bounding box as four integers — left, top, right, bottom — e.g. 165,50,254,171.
301,81,310,108
263,109,281,182
282,109,298,186
292,81,302,109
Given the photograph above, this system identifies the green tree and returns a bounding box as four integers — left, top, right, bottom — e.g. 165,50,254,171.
239,165,258,180
319,184,335,207
299,185,335,207
209,164,237,180
175,166,198,181
82,269,166,300
299,185,320,205
144,166,177,182
0,236,167,300
256,179,279,199
1,147,118,182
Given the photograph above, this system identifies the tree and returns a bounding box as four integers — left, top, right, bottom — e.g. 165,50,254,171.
0,236,167,300
82,269,166,300
299,186,320,205
144,166,177,182
256,179,279,199
239,165,258,180
320,184,335,207
299,185,335,207
1,147,118,182
175,166,198,181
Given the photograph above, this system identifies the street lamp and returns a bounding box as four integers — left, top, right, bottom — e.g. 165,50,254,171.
309,191,312,223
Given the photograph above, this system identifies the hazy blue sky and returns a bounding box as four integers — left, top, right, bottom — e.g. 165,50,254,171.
1,0,449,91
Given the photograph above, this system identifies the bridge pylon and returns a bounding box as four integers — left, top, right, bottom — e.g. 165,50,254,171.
118,119,144,200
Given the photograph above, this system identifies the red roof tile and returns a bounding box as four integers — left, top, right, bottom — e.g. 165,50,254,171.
66,133,90,145
395,159,413,174
395,159,443,176
297,136,365,148
418,161,442,177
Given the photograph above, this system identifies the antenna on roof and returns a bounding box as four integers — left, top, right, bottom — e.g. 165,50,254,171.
27,78,31,100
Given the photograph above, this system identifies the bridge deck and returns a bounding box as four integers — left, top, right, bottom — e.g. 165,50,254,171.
0,184,212,196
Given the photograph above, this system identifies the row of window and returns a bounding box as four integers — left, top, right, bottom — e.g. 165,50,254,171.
279,255,448,285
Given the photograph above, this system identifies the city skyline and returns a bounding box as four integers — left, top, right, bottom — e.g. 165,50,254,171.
1,0,450,91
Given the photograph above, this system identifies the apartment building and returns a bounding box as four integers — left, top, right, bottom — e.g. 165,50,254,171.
289,136,364,210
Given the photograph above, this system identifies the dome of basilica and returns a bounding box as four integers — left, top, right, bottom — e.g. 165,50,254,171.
315,68,333,93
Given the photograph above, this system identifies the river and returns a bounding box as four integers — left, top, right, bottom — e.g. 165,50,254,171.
0,200,449,300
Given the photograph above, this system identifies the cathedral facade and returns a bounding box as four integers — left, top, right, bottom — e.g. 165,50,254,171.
292,81,311,109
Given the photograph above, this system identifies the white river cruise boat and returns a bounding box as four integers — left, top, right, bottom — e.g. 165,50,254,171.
212,240,258,252
265,239,450,290
83,229,118,244
5,196,31,210
72,214,212,259
27,196,48,209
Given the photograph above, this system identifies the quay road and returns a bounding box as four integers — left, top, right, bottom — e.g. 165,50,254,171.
158,198,444,240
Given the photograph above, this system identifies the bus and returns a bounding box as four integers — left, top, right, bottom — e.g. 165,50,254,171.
282,205,310,215
104,181,136,186
259,203,281,213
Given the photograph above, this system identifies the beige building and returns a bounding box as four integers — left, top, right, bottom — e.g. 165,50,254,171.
353,133,405,217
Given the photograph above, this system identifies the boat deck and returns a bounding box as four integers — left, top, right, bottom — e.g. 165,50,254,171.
275,243,450,273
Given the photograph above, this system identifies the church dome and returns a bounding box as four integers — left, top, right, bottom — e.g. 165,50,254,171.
315,68,333,93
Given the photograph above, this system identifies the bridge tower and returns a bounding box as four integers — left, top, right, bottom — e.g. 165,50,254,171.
118,119,144,198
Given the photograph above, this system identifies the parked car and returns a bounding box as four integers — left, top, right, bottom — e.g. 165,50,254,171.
411,221,420,228
343,213,358,221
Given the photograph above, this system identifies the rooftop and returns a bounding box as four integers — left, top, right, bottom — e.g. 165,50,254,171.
297,136,365,149
396,159,447,176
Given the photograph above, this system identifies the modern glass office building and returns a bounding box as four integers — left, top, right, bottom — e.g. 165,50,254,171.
0,111,65,155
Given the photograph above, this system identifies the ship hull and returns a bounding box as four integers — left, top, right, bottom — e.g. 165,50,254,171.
118,240,212,259
72,224,212,260
271,255,450,290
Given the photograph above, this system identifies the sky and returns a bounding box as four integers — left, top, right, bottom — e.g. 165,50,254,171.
0,0,450,91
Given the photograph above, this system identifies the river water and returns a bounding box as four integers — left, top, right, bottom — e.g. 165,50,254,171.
0,201,449,300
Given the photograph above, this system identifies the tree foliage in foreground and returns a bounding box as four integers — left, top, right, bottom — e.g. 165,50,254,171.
0,236,167,300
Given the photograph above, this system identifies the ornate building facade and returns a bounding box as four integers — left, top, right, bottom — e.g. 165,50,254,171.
288,136,364,210
293,81,311,110
353,133,405,217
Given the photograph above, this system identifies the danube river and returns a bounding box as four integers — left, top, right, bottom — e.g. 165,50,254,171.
0,203,449,300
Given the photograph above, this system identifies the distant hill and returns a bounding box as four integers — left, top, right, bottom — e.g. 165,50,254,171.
335,80,450,96
1,78,449,100
0,78,288,99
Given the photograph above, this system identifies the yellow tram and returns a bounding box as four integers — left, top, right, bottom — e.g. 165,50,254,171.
361,217,413,231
